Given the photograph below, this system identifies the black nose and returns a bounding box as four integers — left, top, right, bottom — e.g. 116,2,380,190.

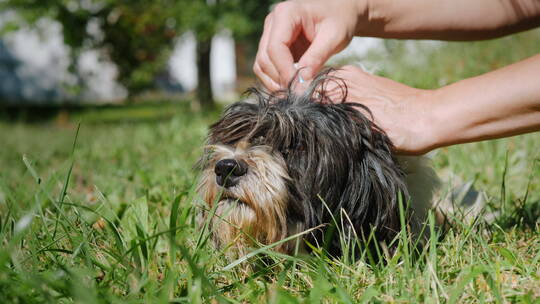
214,159,247,188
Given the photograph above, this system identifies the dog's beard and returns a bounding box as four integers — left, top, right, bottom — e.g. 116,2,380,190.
197,143,292,257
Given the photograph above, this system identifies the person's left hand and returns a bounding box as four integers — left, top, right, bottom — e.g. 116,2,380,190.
326,65,438,155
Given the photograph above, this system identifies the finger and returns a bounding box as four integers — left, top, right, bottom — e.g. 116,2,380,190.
324,66,370,103
254,14,281,88
318,76,349,104
253,61,280,91
298,23,348,80
266,2,303,87
330,65,370,87
333,65,369,78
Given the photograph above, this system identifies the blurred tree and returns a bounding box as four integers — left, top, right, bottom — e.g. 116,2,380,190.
1,0,274,108
1,0,181,98
176,0,274,109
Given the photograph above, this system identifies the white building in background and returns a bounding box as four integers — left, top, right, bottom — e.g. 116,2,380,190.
169,30,237,101
0,16,386,104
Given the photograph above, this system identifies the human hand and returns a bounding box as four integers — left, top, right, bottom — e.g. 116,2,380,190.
329,54,540,155
253,0,363,91
327,65,437,155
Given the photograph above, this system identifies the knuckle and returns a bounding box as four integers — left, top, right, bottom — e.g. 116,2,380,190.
263,14,273,28
260,61,272,74
256,54,271,72
266,46,280,59
253,63,262,76
273,2,293,14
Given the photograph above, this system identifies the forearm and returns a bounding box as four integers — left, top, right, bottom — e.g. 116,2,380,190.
426,54,540,150
357,0,540,40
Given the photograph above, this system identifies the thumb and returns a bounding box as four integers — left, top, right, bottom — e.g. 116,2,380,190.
297,25,346,80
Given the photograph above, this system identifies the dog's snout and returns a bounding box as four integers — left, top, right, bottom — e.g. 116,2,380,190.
214,159,247,187
215,159,247,177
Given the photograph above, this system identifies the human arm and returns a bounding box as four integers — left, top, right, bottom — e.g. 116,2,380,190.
254,0,540,89
330,54,540,155
360,0,540,41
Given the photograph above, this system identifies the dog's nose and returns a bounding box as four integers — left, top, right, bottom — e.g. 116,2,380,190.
214,159,247,188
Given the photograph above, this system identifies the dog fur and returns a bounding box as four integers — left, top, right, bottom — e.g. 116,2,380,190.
197,71,442,259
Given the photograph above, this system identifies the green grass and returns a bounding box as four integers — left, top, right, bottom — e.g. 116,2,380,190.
1,29,540,303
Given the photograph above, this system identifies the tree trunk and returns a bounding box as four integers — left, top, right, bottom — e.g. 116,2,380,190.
234,40,254,93
196,37,215,110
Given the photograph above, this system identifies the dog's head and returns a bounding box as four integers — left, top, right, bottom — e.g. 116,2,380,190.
197,71,407,257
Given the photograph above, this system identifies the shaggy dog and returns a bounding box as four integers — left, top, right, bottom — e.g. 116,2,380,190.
197,71,441,259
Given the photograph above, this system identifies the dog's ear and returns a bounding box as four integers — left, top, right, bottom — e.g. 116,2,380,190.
361,131,407,226
342,103,408,246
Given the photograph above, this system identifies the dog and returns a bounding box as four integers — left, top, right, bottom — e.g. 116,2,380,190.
196,70,442,259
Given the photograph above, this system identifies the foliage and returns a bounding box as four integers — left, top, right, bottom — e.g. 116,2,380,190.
1,0,181,95
0,0,273,99
176,0,272,41
175,0,274,108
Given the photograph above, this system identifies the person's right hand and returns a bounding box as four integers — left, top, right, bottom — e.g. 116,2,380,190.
253,0,363,91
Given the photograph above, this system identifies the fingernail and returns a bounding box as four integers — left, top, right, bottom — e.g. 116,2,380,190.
261,73,280,91
293,63,305,84
269,78,280,91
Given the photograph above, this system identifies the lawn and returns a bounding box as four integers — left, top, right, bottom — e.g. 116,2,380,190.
1,29,539,303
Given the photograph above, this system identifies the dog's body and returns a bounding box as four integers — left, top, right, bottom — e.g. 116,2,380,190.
197,73,443,258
